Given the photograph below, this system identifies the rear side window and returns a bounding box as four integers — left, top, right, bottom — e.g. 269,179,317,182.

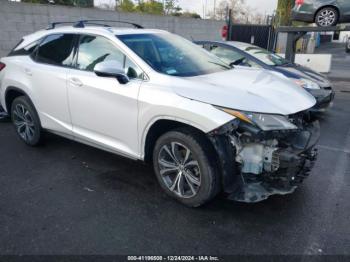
8,39,40,57
35,34,76,67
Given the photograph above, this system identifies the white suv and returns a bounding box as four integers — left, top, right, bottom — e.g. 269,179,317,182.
0,21,319,206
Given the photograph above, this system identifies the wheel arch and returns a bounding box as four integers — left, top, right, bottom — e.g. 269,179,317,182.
143,119,216,163
4,86,32,113
314,5,340,22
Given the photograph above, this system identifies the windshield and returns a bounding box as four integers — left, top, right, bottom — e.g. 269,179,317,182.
243,46,290,66
118,33,231,77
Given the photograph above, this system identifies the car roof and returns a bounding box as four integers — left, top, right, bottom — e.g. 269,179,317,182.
21,26,168,43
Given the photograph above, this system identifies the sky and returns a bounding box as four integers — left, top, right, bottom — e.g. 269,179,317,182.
178,0,278,16
95,0,278,16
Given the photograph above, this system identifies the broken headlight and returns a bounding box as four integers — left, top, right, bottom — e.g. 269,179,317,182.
292,78,320,90
216,107,298,131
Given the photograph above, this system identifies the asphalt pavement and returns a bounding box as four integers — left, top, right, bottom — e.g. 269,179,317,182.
0,82,350,256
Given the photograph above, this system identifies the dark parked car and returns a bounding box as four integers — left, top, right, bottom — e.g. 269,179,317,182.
347,38,350,53
292,0,350,27
196,41,335,112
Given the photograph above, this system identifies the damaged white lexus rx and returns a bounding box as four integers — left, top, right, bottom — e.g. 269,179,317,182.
0,21,319,207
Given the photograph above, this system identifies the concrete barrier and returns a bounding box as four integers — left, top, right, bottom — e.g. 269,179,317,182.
279,53,332,73
295,54,332,73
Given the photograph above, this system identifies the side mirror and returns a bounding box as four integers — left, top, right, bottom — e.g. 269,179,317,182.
94,60,129,84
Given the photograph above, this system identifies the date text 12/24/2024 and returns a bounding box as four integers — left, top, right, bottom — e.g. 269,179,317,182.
127,256,220,261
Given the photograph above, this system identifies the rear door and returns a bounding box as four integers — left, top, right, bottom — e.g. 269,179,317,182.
30,33,77,135
67,34,143,158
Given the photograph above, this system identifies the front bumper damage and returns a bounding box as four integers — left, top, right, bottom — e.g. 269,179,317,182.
208,114,320,203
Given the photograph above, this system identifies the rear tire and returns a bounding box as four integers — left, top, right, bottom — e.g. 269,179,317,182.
315,7,338,27
11,96,42,146
153,128,220,207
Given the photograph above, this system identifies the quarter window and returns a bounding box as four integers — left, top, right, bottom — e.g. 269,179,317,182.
76,35,143,79
36,34,76,67
8,39,40,57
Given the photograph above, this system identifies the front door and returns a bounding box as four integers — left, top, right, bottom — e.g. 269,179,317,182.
67,34,144,158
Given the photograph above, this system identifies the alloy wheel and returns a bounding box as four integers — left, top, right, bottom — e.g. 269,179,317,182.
158,142,201,198
317,9,336,27
13,104,35,142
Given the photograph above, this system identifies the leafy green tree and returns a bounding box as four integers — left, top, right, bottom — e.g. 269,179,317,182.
21,0,94,7
74,0,94,7
116,0,136,12
136,0,164,15
21,0,49,3
180,11,201,19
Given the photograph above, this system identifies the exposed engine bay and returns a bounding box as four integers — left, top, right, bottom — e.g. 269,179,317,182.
208,111,320,203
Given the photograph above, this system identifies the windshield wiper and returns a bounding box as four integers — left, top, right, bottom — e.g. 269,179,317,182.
276,61,293,67
208,61,231,69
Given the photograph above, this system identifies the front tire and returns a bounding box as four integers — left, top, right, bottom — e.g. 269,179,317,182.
315,7,338,27
11,96,42,146
153,128,220,207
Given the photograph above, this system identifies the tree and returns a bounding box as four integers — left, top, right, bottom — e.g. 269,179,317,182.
276,0,294,26
180,12,201,19
212,0,247,22
21,0,51,3
116,0,136,12
135,0,164,15
164,0,182,15
21,0,94,7
74,0,94,7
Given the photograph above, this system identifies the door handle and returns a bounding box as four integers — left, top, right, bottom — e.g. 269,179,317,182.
69,77,83,87
24,68,32,76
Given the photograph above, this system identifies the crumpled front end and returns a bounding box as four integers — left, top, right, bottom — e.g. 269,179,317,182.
208,111,320,203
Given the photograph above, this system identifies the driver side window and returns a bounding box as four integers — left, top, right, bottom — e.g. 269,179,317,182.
76,35,143,79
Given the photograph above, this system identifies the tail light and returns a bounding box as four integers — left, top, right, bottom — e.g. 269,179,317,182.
296,0,304,5
221,25,229,40
0,62,5,72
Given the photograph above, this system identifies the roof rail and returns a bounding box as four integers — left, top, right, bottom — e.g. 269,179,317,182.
46,20,144,30
74,20,144,29
46,21,75,30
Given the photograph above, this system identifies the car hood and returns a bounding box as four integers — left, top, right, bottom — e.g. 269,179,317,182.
275,64,331,88
172,67,316,115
